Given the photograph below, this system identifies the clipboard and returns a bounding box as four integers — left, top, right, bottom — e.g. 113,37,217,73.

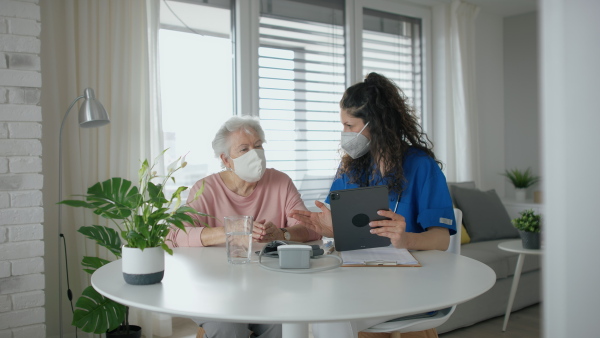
339,246,421,267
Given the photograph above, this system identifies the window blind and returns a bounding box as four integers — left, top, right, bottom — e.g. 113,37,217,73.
363,8,423,121
258,0,345,207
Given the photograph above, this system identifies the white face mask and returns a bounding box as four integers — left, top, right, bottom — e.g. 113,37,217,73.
341,122,370,159
230,149,267,182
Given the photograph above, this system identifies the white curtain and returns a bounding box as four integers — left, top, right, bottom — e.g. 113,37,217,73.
432,0,480,184
41,0,168,337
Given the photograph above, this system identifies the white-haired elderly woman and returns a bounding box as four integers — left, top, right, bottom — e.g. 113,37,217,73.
167,116,320,338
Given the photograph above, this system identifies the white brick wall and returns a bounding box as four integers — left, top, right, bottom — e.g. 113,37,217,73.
11,290,44,309
12,324,44,338
0,0,45,336
0,295,10,313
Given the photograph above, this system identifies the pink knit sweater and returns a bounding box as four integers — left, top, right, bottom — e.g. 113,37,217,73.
166,168,318,247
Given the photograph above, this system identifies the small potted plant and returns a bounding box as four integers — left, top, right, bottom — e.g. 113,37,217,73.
511,209,541,249
60,150,210,335
501,167,540,201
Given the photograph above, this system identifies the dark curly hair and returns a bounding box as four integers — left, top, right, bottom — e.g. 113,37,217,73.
338,72,441,195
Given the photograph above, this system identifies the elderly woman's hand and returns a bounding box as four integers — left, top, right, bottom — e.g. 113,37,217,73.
252,220,283,242
288,200,334,238
368,209,408,249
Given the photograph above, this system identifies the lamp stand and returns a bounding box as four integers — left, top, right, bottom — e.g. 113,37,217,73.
58,88,109,337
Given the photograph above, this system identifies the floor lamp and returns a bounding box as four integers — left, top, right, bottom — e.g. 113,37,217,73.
58,88,110,337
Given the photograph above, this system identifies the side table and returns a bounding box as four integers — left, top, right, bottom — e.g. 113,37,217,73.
497,239,542,331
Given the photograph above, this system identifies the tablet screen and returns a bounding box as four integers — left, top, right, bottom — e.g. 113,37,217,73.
329,185,391,251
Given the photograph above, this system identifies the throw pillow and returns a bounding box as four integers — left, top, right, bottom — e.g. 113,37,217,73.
447,181,476,205
460,224,471,244
451,186,519,243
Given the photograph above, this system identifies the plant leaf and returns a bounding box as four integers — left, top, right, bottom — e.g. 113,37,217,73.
85,178,142,219
78,225,122,258
58,199,95,208
161,242,173,255
72,286,126,334
192,180,206,202
148,182,168,207
511,209,542,233
170,186,188,210
81,256,111,275
501,167,540,188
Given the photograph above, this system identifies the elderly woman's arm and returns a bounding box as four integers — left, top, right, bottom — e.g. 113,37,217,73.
252,221,318,243
166,215,225,247
166,179,225,247
252,175,322,243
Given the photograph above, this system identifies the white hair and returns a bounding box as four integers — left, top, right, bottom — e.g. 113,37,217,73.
212,116,266,160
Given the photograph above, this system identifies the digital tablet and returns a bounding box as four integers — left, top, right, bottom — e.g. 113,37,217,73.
329,185,391,251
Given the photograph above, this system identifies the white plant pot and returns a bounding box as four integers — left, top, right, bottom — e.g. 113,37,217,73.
122,246,165,285
515,188,526,202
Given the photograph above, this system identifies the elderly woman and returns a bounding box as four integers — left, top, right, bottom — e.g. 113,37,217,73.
167,116,319,338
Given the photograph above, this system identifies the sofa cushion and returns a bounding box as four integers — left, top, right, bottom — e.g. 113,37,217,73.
447,182,477,244
447,181,476,203
461,239,541,279
451,186,519,243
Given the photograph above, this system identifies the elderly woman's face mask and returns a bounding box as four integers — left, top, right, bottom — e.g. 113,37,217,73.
231,149,266,182
226,129,267,182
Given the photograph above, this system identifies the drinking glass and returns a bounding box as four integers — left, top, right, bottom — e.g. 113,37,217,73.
224,215,253,264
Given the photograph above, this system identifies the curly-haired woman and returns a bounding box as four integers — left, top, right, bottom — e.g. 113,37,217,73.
290,72,457,338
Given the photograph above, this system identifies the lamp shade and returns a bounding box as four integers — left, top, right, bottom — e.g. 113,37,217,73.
78,88,110,128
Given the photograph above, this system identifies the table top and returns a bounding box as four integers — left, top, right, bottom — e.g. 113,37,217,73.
92,245,496,324
498,239,543,255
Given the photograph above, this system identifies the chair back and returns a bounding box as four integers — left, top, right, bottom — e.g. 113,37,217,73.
361,207,463,335
447,208,462,255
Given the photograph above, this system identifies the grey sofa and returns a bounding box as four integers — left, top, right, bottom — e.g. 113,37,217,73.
436,182,542,334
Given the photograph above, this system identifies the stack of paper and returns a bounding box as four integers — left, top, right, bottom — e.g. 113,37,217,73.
340,246,420,266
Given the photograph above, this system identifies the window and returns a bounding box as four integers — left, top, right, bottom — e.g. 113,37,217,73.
258,0,345,207
159,0,234,198
363,8,423,122
157,0,430,205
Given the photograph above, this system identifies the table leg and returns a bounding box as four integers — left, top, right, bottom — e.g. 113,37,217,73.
282,323,309,338
141,309,154,337
503,253,525,331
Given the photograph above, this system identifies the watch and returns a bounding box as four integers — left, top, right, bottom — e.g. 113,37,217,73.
281,228,291,241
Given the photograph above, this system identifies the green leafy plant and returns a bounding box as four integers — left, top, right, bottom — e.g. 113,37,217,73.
60,150,210,334
511,209,541,233
501,167,540,189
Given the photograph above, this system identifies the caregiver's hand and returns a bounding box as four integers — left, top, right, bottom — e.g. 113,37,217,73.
289,200,334,238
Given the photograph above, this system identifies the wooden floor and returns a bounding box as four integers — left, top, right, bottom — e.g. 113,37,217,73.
169,303,541,338
439,304,541,338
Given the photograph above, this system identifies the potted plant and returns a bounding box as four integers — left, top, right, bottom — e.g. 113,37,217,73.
501,167,540,201
511,209,542,249
60,150,209,335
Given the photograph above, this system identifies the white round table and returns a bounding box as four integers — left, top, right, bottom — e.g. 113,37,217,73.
92,246,495,338
498,239,543,331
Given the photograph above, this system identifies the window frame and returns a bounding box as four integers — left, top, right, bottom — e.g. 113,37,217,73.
237,0,433,133
350,0,433,133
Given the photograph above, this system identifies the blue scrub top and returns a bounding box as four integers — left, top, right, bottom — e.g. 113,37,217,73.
325,148,457,235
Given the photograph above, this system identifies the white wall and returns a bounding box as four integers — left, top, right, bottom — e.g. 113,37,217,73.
541,0,600,336
0,0,45,336
474,10,506,194
504,12,540,199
